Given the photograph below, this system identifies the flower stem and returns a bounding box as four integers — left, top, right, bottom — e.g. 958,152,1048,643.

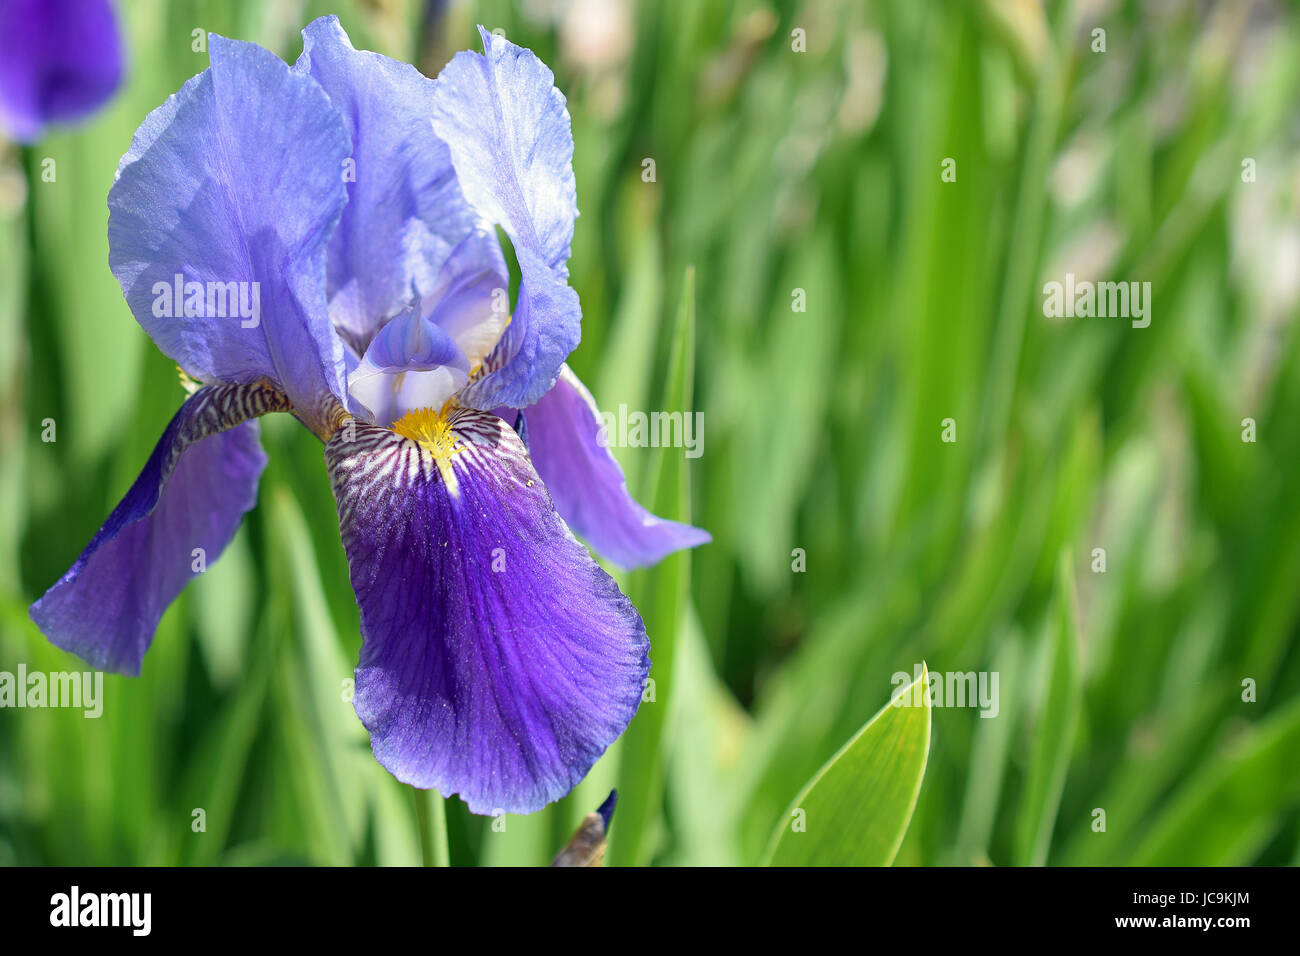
412,786,450,867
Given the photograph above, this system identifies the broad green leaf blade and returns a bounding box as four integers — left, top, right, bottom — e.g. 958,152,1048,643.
762,663,932,866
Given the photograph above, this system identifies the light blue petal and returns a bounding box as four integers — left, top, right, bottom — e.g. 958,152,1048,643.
295,16,480,352
521,366,711,569
108,35,350,437
431,26,581,410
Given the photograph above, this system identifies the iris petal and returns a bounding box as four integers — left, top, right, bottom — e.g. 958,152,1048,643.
423,229,511,371
29,383,288,675
524,365,711,569
107,35,351,436
325,409,649,814
0,0,123,142
294,16,479,353
347,308,469,426
431,27,581,411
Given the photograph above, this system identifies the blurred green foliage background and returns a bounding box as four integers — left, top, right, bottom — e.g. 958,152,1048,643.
2,0,1300,866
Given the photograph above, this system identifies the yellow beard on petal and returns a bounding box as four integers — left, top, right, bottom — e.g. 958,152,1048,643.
392,403,464,495
177,366,202,395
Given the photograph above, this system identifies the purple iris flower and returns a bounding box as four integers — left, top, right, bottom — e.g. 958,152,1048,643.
29,17,708,815
0,0,124,141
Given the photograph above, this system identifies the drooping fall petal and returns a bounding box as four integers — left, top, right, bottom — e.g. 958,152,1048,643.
523,365,710,568
30,383,288,674
325,409,649,814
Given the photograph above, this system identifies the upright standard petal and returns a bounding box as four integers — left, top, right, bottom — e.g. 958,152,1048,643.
325,409,649,814
431,27,581,411
294,16,478,353
108,35,350,437
0,0,123,142
523,365,710,569
30,383,289,675
423,229,510,373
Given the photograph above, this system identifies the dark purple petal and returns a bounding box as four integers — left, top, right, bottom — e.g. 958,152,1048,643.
0,0,123,142
294,16,479,353
522,366,710,569
30,383,288,675
325,408,649,814
107,35,351,437
431,27,581,411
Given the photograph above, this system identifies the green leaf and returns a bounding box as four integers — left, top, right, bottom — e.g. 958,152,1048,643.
663,602,749,866
266,489,370,864
762,663,932,866
608,266,698,866
951,628,1026,864
1013,551,1082,865
1130,698,1300,866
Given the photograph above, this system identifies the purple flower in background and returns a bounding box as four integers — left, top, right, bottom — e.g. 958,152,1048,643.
29,17,708,815
0,0,124,142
